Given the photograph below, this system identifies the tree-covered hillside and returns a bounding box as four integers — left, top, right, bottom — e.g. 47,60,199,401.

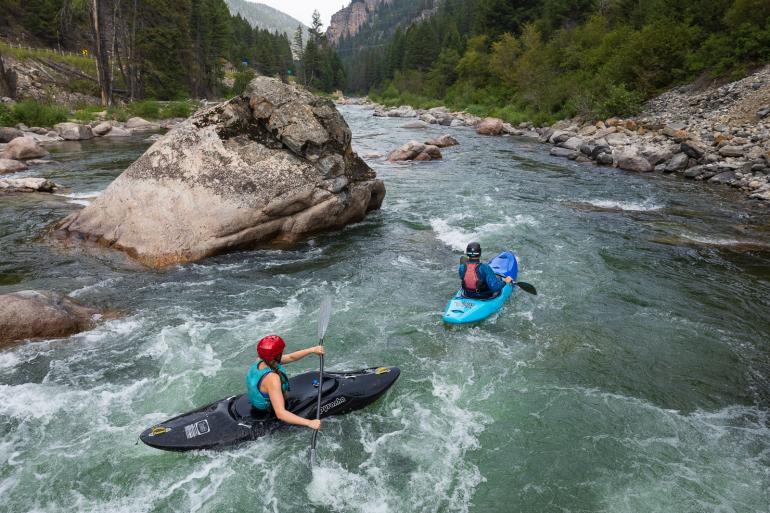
345,0,770,123
0,0,293,102
224,0,308,38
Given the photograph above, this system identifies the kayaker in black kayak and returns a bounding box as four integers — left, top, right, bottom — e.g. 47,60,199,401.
459,242,513,299
246,335,324,430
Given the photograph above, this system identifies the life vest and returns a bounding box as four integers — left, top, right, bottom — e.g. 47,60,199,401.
462,262,488,294
247,361,290,411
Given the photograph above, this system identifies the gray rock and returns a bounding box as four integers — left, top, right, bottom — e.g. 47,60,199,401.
0,127,23,143
559,136,584,151
616,151,653,172
104,127,131,137
719,145,747,157
605,132,630,146
0,136,49,160
92,121,113,136
55,77,385,268
0,158,28,174
681,140,705,159
401,120,430,129
579,143,595,156
757,107,770,119
54,122,95,141
643,147,674,166
591,145,611,160
388,141,442,161
550,147,578,159
596,153,614,166
654,163,666,173
709,171,736,184
0,177,56,192
125,117,160,131
450,119,465,127
424,134,459,148
419,113,437,124
684,166,704,178
0,290,101,345
476,117,504,136
665,153,690,173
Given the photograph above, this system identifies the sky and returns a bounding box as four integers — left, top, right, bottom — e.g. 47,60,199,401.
256,0,346,27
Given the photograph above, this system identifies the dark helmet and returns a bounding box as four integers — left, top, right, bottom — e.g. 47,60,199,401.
257,335,285,362
466,242,481,258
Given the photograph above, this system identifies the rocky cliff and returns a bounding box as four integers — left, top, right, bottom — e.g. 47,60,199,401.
327,0,394,47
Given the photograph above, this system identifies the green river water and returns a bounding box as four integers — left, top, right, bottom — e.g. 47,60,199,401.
1,106,769,512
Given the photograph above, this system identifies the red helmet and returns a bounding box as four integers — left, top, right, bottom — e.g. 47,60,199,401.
257,335,285,362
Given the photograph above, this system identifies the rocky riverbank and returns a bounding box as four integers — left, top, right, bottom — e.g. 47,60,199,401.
0,114,181,193
337,65,770,203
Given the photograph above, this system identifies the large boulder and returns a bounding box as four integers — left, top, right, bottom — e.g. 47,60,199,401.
1,136,49,160
476,117,504,136
54,122,94,141
0,158,28,174
103,126,130,137
55,77,385,268
0,290,101,345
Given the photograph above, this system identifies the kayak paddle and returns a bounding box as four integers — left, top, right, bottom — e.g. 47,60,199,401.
310,296,332,465
459,256,537,295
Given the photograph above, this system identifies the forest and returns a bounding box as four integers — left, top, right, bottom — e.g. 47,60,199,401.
342,0,770,123
0,1,345,103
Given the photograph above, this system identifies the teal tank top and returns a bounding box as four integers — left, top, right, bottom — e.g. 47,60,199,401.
246,361,289,410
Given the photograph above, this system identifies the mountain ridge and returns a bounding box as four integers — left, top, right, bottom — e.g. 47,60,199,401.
224,0,307,37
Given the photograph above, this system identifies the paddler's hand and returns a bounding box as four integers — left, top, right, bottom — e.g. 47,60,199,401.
307,419,321,430
311,345,325,356
504,276,513,284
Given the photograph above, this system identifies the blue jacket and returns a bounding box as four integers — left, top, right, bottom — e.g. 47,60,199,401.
458,261,505,297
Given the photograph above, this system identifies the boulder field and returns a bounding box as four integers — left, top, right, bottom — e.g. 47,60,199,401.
55,77,385,267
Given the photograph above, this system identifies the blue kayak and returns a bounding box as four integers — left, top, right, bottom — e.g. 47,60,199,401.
442,251,518,324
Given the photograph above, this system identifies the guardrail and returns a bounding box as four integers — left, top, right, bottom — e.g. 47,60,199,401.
0,40,95,59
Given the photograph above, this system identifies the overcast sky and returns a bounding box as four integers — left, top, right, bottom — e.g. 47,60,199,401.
256,0,346,27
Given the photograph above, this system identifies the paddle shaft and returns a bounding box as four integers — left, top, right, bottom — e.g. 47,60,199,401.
310,342,324,453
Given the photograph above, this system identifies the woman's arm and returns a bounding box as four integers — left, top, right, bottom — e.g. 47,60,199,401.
264,374,321,429
281,345,324,364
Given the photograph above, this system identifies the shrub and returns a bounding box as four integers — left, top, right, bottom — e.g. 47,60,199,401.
0,104,15,126
11,101,68,127
128,100,161,119
160,101,192,118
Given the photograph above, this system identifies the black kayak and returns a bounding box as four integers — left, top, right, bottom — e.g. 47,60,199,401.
140,366,400,451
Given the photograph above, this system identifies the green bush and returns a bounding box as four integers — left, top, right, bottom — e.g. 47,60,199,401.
160,101,192,119
598,84,643,118
0,104,15,126
127,100,161,119
11,101,68,127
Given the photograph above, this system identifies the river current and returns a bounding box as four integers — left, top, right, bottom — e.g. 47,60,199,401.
1,106,769,512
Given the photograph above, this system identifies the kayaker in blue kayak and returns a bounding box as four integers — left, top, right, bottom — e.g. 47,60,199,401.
459,242,513,299
246,335,324,430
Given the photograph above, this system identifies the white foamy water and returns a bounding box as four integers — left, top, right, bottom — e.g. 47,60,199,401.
56,190,102,206
582,199,663,211
430,214,537,251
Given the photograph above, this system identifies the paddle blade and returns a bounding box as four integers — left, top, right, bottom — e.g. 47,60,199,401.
515,281,537,295
317,296,332,341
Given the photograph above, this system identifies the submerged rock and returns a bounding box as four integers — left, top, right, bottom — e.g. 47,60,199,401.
55,77,385,267
0,290,101,345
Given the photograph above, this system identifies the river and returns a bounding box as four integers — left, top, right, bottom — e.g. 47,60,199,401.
1,106,769,512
